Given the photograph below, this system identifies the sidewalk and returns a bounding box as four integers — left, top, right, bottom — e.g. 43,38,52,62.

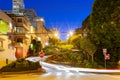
0,60,13,69
0,50,16,69
0,60,6,69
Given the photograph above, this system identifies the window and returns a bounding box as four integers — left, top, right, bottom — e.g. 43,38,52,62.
12,18,14,20
16,38,23,43
17,18,22,22
13,5,18,8
15,27,23,33
16,28,21,33
0,41,3,47
0,41,4,51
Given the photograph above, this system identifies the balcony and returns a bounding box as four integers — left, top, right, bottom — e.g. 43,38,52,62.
16,23,29,31
13,33,30,39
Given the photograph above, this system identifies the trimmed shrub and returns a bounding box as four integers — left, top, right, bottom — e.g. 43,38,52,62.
0,58,42,72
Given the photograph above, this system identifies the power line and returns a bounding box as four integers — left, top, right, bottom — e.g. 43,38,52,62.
0,32,69,35
0,31,120,36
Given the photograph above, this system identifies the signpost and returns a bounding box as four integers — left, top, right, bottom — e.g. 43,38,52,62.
39,51,45,65
102,48,110,68
105,54,110,60
103,48,107,54
39,52,44,58
39,51,45,61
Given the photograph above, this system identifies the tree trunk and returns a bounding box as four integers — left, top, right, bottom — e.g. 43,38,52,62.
91,54,94,62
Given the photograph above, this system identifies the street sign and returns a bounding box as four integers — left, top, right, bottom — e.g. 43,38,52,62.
104,54,110,60
103,48,107,54
39,52,45,58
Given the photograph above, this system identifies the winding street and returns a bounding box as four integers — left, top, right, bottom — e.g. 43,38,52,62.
0,57,120,80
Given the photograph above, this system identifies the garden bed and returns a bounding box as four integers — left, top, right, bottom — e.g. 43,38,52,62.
0,58,45,73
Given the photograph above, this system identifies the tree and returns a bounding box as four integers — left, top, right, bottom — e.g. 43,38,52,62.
87,0,120,67
80,37,96,62
49,37,60,47
69,34,82,49
28,39,42,56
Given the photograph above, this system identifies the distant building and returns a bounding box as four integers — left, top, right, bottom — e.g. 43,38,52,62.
36,17,49,48
4,0,25,15
20,9,37,27
12,0,25,15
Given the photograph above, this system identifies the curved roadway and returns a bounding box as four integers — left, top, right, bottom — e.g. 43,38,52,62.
0,57,120,80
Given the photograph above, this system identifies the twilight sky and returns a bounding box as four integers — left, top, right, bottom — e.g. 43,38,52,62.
0,0,94,40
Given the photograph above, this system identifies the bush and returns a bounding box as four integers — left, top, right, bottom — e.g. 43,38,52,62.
43,46,60,55
0,58,42,72
46,50,103,68
46,51,84,66
106,61,118,68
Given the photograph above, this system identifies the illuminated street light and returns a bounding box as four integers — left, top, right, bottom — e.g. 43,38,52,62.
69,31,73,36
66,30,74,40
54,33,58,37
54,32,59,39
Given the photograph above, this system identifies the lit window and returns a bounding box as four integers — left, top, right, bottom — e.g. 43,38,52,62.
9,22,12,29
13,5,17,8
16,27,23,33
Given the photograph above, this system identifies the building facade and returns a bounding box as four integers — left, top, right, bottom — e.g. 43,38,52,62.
0,10,16,61
7,13,34,58
20,9,37,27
12,0,49,48
0,0,49,60
36,17,49,48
